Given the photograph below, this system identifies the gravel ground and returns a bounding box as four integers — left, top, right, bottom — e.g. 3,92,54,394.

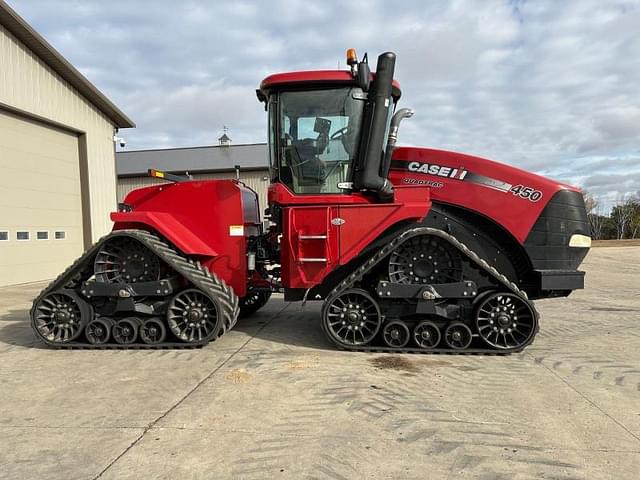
0,246,638,479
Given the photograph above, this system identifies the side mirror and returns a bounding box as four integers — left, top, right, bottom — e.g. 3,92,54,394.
357,59,371,91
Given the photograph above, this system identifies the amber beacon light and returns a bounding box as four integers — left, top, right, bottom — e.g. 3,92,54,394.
346,48,358,66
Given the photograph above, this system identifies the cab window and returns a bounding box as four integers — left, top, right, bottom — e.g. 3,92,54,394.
277,88,364,194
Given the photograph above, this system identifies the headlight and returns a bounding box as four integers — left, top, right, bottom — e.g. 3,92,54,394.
569,234,591,248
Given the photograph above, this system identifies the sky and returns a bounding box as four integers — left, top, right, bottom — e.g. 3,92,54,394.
8,0,640,211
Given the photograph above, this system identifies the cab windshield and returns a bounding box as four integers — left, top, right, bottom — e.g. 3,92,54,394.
272,87,364,194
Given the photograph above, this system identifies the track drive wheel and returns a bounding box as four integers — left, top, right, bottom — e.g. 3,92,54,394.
167,288,221,343
475,292,537,351
113,317,141,344
32,290,92,344
444,322,473,350
94,236,161,283
322,289,382,347
85,317,114,345
239,290,272,317
413,321,441,349
388,235,463,285
382,320,411,348
139,317,167,345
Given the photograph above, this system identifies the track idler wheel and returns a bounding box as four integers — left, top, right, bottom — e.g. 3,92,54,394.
139,317,167,345
475,292,537,350
413,321,441,349
167,289,221,343
382,321,411,348
85,317,114,345
322,288,382,347
33,290,92,344
444,322,473,350
113,317,141,344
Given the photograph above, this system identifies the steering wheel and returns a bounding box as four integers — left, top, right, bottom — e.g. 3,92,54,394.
330,126,349,141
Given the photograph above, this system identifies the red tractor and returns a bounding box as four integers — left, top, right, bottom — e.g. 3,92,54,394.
31,50,590,352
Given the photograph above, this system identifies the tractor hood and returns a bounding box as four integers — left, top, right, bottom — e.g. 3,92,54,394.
388,147,581,243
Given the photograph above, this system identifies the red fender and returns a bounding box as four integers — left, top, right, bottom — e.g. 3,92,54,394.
110,180,258,297
111,211,218,256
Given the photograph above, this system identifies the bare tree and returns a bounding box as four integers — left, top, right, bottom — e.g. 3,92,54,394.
583,191,598,214
588,209,606,240
631,219,640,239
629,200,640,239
583,191,606,239
611,195,637,239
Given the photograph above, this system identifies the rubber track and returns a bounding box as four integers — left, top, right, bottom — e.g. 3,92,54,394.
30,229,240,349
322,227,540,355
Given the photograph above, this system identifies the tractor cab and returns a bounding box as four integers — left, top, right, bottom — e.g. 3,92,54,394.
256,51,426,294
258,50,406,201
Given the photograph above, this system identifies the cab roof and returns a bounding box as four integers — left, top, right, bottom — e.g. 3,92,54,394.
258,70,402,101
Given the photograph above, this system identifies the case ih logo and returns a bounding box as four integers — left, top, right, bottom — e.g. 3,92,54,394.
392,159,542,200
406,161,468,180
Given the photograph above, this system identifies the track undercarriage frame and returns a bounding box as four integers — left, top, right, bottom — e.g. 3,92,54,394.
31,230,239,349
320,227,539,353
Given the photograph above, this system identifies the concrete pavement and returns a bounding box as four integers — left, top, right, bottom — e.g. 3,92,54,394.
0,246,638,479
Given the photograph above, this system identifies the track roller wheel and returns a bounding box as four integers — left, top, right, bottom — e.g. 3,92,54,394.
139,317,167,345
444,323,473,350
167,288,221,343
382,321,411,348
413,321,441,349
239,290,272,317
322,289,382,347
85,317,114,345
475,292,537,350
113,317,141,344
33,290,92,344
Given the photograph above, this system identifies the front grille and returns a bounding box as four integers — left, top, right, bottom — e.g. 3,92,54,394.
524,190,590,270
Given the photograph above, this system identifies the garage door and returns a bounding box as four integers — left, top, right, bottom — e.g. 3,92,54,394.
0,109,84,287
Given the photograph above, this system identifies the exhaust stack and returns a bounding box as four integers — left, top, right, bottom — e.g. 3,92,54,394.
353,52,396,200
380,108,414,179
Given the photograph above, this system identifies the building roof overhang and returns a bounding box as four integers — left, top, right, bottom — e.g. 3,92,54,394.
0,0,135,128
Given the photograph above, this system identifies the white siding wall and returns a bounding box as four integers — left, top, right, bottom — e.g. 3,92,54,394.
0,24,118,242
118,170,271,214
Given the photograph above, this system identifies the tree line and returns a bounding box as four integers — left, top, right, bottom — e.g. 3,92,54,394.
585,193,640,240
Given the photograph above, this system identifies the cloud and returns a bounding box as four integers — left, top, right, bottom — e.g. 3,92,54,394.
8,0,640,207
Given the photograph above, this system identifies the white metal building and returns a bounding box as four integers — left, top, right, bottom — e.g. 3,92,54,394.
117,143,270,212
0,1,134,286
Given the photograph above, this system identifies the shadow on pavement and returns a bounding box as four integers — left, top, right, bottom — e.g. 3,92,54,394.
233,301,336,352
0,306,43,349
0,298,335,352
